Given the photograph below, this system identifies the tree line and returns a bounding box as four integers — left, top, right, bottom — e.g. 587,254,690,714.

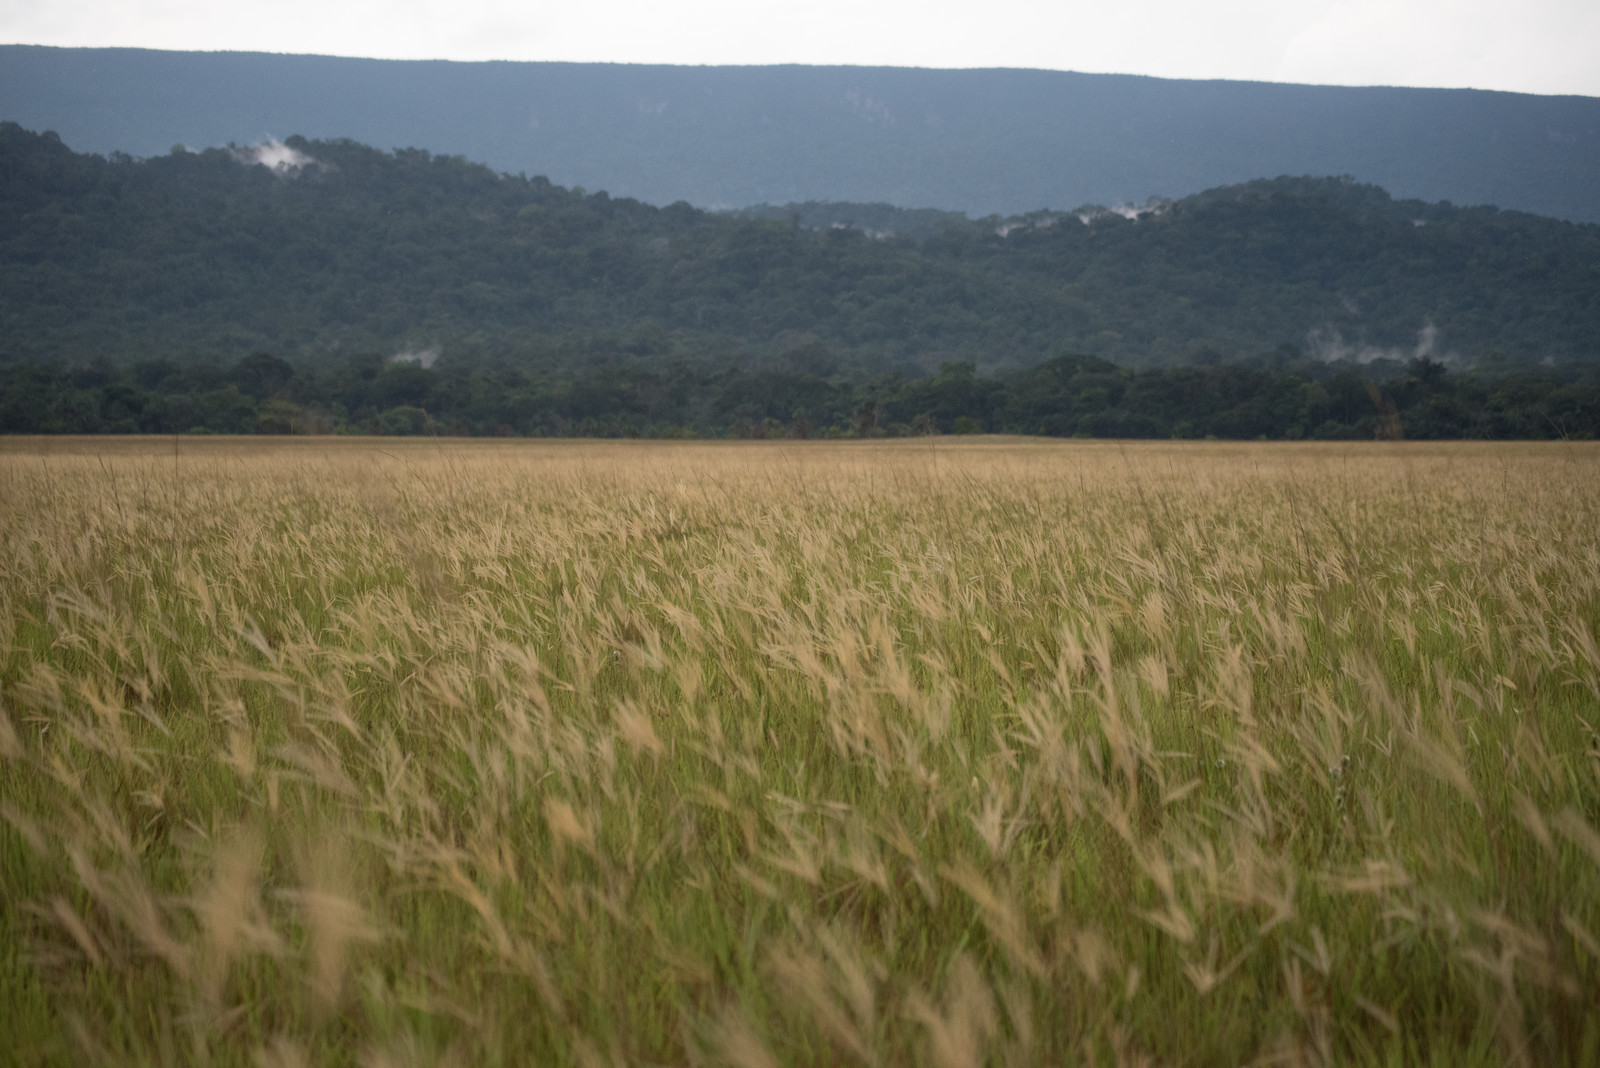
4,350,1595,440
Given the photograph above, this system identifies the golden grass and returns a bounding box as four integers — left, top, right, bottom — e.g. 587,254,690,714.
1,436,1598,1066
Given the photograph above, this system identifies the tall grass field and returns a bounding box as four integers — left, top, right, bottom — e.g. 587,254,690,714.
2,437,1598,1066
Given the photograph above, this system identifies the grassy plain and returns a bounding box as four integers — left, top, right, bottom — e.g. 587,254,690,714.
1,436,1598,1066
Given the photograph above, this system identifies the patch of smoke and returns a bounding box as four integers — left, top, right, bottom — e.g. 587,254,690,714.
388,347,440,369
1306,321,1457,366
230,139,317,176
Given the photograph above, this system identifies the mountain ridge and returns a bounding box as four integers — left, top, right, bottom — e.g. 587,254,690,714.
4,46,1600,222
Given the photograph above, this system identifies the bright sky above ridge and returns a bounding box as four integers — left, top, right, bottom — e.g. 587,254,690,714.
3,0,1597,97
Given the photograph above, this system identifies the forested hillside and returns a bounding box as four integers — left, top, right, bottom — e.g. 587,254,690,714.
3,122,1598,375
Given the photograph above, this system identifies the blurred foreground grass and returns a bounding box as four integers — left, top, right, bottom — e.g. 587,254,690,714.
2,436,1598,1066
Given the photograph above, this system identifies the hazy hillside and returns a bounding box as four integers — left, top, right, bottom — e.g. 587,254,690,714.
3,122,1597,372
3,46,1600,222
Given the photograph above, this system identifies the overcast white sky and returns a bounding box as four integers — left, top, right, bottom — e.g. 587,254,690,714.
4,0,1597,96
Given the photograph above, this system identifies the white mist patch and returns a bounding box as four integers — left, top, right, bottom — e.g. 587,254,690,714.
1307,321,1454,366
1073,198,1172,224
995,214,1062,237
1306,327,1392,364
1415,322,1440,359
842,89,895,126
231,138,317,175
827,222,891,239
388,347,440,369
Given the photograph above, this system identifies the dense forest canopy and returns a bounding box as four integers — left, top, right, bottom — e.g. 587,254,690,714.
6,347,1598,441
3,122,1598,376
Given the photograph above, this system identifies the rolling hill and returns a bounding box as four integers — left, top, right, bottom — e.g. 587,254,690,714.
3,122,1598,374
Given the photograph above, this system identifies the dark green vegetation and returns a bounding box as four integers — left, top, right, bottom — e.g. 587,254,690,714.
5,122,1599,439
5,46,1600,221
4,122,1600,375
6,350,1599,440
